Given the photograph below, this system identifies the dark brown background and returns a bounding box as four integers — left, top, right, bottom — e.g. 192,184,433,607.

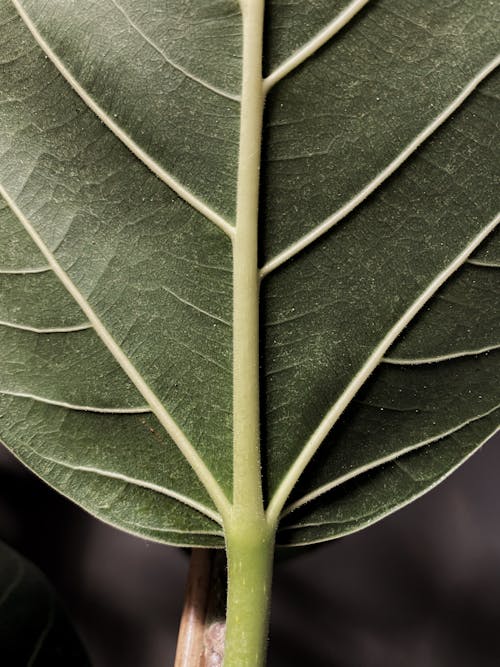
1,433,499,667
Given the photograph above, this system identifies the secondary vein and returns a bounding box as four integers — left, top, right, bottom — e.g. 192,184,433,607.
383,344,500,366
0,319,91,334
0,184,232,520
467,258,500,268
260,56,500,278
11,0,235,239
266,214,500,524
263,0,372,93
280,403,500,518
25,444,223,525
0,388,151,414
109,0,241,103
0,266,50,274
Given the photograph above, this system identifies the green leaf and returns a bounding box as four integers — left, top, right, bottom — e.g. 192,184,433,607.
0,0,498,548
0,539,90,665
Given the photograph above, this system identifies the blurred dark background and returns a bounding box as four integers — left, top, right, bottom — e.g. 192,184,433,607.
0,434,499,667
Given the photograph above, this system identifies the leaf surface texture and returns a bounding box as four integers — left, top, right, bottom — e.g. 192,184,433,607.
0,0,498,545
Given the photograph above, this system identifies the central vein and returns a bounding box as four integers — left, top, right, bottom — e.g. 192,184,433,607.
231,0,266,518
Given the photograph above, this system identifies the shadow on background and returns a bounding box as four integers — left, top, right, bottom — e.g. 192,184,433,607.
1,434,499,667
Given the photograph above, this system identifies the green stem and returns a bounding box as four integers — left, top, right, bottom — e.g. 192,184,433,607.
223,518,275,667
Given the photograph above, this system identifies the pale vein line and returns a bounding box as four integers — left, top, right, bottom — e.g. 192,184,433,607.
11,0,235,239
162,286,230,326
29,447,222,525
0,266,50,274
260,56,500,278
27,598,55,667
263,0,371,93
0,185,232,519
119,527,223,546
383,343,500,365
280,422,500,546
0,389,150,414
266,214,500,523
467,258,500,268
6,441,223,546
109,0,240,103
0,319,91,333
120,518,224,536
281,403,500,518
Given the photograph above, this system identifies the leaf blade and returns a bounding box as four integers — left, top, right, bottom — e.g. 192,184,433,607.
1,0,498,546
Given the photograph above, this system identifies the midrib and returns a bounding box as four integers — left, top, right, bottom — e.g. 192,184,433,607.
231,0,266,518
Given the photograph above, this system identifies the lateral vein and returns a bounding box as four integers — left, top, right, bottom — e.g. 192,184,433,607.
467,258,500,268
0,319,92,334
266,214,500,523
109,0,240,102
280,403,500,518
11,0,235,239
383,344,500,366
0,389,151,414
0,266,50,274
263,0,371,93
260,56,500,278
25,445,223,525
162,285,230,326
120,519,224,536
0,184,232,519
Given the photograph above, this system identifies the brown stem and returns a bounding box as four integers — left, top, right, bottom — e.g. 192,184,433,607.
174,549,226,667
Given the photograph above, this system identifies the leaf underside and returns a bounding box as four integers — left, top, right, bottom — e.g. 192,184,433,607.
0,0,498,547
